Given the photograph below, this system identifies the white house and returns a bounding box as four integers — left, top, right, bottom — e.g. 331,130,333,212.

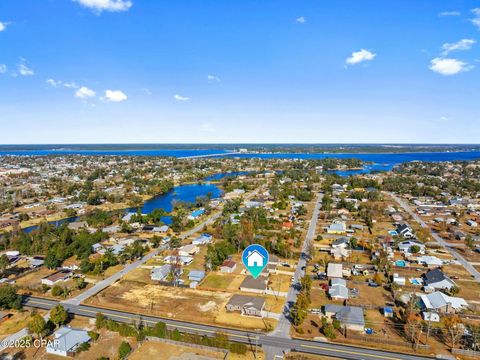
327,263,343,279
398,240,425,255
246,250,265,267
46,327,91,357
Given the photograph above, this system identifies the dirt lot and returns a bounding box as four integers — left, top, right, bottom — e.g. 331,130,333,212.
130,340,224,360
88,280,230,323
0,309,46,339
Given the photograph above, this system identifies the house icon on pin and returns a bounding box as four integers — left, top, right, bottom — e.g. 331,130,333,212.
246,250,264,267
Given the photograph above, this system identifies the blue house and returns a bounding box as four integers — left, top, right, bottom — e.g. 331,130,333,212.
188,270,205,282
192,233,213,245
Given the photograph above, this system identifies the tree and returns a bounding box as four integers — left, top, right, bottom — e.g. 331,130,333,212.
290,292,308,326
169,237,182,250
0,254,9,275
118,341,132,359
409,245,420,254
28,314,46,340
444,314,463,349
0,284,21,310
50,305,68,327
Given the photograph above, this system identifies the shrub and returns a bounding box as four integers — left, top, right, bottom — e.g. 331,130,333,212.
229,342,247,354
118,341,132,359
87,331,99,341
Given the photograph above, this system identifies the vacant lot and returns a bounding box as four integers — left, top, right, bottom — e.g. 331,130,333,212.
200,273,245,292
130,340,224,360
89,280,231,324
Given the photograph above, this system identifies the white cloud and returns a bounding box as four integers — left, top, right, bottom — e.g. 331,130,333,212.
295,16,306,24
63,81,78,89
0,21,7,32
75,86,96,99
174,94,189,101
345,49,376,65
440,116,449,121
46,78,62,87
429,57,473,76
439,11,461,17
141,87,152,95
73,0,132,13
103,89,128,102
18,60,34,76
441,39,475,55
0,64,6,73
207,74,220,82
472,8,480,30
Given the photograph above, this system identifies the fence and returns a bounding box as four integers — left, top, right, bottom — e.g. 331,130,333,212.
144,336,230,359
452,348,480,357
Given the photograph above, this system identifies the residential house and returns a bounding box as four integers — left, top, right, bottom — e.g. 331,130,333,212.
327,221,347,235
417,256,443,267
423,268,456,290
331,237,349,249
150,264,180,281
67,221,88,231
398,240,425,255
327,263,343,279
46,327,91,357
396,224,414,238
192,234,213,245
41,269,73,286
178,244,200,257
467,220,478,227
226,294,265,317
29,256,44,268
188,270,205,282
220,259,237,273
324,305,365,332
329,278,349,300
239,276,268,294
422,312,440,322
163,255,193,266
393,273,406,286
420,292,468,313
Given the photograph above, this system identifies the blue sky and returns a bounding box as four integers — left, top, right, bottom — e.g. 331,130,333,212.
0,0,479,144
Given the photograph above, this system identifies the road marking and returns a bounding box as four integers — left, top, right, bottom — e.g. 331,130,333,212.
27,299,55,306
300,344,403,360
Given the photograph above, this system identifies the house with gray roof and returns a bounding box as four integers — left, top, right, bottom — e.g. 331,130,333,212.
226,294,265,317
239,276,268,294
150,264,183,281
46,327,91,357
420,292,468,313
329,278,349,300
188,270,205,282
324,305,365,332
423,268,456,290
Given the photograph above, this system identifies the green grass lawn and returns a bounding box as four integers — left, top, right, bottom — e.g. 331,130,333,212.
200,274,232,290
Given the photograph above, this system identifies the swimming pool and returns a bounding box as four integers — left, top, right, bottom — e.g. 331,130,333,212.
410,278,422,285
395,260,406,267
388,230,398,236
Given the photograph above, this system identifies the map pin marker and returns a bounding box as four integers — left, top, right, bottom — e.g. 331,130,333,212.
242,244,269,279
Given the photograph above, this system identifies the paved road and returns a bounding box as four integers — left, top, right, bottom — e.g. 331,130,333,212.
22,295,433,360
388,192,480,283
271,192,323,339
